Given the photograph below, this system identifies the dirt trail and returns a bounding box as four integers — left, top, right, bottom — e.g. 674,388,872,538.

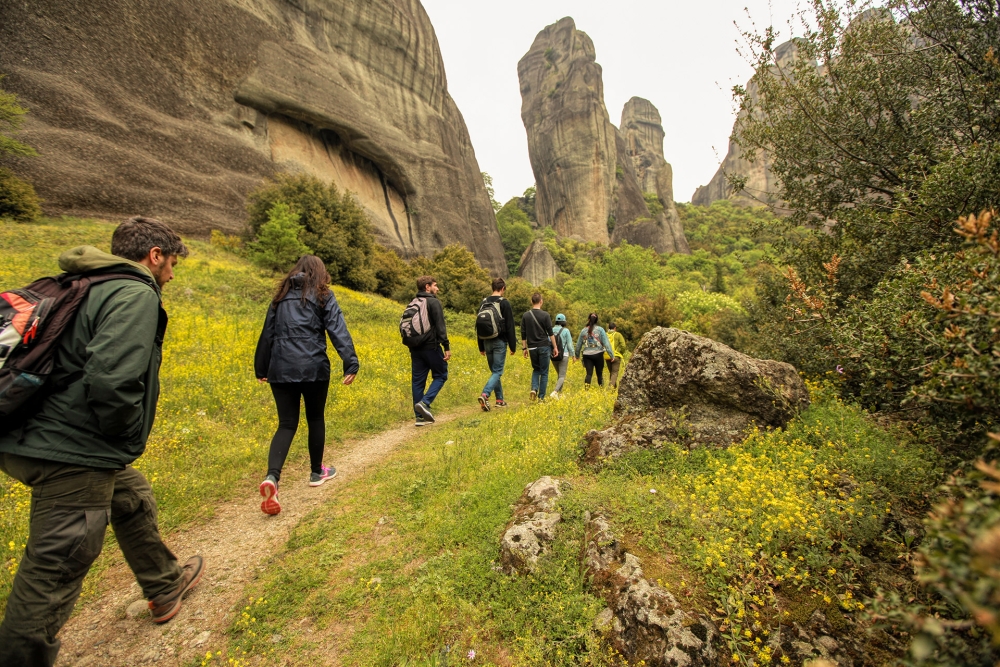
55,410,470,667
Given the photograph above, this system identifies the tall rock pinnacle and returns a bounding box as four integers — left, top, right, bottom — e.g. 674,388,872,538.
518,18,688,254
619,97,690,254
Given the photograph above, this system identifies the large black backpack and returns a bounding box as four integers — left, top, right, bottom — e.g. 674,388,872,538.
475,298,505,340
0,272,149,431
399,296,435,347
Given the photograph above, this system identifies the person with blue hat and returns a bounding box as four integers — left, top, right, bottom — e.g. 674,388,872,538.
550,313,575,396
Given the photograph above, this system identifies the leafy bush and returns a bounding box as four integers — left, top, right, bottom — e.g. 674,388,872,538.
0,168,41,223
410,244,493,313
643,192,664,217
246,202,311,272
496,199,534,275
0,75,37,159
247,173,376,290
209,229,243,253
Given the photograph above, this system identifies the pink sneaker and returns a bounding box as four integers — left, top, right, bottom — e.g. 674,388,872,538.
259,476,280,515
309,465,337,487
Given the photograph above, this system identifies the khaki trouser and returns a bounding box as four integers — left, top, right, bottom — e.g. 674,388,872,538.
608,358,622,388
0,453,182,667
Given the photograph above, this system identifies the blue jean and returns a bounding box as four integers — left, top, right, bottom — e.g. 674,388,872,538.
481,337,508,401
411,346,448,416
529,345,552,398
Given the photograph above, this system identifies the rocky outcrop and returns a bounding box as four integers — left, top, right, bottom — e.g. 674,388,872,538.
0,0,507,275
516,239,560,285
692,40,801,208
499,477,564,575
584,515,718,666
517,18,688,254
619,98,690,254
585,327,809,459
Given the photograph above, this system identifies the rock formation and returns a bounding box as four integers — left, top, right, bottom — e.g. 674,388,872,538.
516,239,559,285
584,515,718,666
517,18,688,254
499,477,564,575
585,327,809,460
692,40,801,208
619,97,690,254
0,0,507,275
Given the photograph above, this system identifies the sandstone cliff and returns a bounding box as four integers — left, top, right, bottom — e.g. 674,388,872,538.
619,97,690,254
0,0,507,275
517,18,688,254
516,239,559,286
691,40,800,208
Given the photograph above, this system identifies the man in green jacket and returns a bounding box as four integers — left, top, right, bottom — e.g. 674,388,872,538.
607,322,628,388
0,217,204,667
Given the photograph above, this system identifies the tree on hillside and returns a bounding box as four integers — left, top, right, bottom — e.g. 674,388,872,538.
0,75,37,159
0,75,41,223
481,171,501,213
496,198,535,275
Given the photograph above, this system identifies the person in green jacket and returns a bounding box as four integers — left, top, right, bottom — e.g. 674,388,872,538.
606,322,628,388
0,217,204,667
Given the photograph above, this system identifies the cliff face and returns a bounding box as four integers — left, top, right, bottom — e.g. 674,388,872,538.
516,239,559,286
691,40,800,208
618,97,690,254
518,18,688,254
0,0,508,275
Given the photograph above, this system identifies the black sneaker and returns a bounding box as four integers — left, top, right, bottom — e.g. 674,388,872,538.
478,394,491,412
415,417,431,427
414,401,435,422
494,400,508,408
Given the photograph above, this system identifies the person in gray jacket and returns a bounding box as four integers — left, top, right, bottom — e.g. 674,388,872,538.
550,313,575,396
254,255,359,515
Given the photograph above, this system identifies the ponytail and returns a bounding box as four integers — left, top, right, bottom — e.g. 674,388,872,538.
587,312,598,336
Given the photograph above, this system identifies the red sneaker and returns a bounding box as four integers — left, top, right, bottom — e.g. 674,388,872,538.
259,476,281,515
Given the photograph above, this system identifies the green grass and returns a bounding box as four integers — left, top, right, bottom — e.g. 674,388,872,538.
0,216,532,613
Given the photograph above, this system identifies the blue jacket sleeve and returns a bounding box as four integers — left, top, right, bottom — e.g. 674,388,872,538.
575,329,585,358
254,306,275,379
324,293,360,376
563,328,575,357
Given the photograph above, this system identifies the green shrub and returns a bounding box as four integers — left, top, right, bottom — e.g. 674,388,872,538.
496,199,534,275
247,173,376,291
246,202,311,272
0,168,41,223
0,75,37,159
643,191,664,217
410,244,492,313
369,244,411,300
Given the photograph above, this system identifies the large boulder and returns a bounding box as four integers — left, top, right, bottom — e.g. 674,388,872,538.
517,18,688,254
0,0,507,275
586,327,809,459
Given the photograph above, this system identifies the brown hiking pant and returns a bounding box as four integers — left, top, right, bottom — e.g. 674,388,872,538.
0,454,182,667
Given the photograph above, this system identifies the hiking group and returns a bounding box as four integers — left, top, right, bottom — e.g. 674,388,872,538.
0,219,626,667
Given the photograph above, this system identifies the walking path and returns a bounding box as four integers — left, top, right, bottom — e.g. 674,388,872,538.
54,409,470,667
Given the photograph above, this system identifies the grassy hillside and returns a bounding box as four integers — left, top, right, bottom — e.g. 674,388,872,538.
0,217,531,613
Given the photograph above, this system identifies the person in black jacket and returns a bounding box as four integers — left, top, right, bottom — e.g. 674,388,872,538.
476,277,517,411
410,275,450,426
254,255,359,515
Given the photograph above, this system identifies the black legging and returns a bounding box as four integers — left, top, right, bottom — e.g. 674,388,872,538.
582,354,605,386
268,381,329,481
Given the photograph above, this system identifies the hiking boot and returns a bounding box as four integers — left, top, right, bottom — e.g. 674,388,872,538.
494,400,508,408
259,475,280,515
478,394,490,412
148,555,205,623
529,389,538,402
309,465,337,487
414,401,435,422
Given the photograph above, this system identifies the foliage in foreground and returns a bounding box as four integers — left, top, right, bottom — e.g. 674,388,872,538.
210,383,945,666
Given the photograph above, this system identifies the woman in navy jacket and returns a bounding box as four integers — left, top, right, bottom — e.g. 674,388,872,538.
254,255,359,515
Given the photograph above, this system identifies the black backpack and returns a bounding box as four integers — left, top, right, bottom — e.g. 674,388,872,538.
0,272,149,430
552,325,566,359
475,299,505,340
399,296,435,347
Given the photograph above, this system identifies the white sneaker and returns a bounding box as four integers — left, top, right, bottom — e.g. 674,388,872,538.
550,391,559,398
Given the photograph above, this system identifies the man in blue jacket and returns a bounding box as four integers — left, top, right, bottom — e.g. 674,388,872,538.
0,218,203,667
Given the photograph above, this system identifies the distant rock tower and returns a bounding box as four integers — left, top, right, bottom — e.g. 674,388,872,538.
517,240,560,286
517,17,689,254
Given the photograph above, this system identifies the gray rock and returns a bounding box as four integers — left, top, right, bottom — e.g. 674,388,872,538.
585,327,809,459
517,240,560,286
517,18,687,254
499,477,564,574
0,0,507,275
583,516,717,666
125,599,148,619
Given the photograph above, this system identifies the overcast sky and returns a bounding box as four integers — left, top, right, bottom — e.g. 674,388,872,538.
421,0,806,204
